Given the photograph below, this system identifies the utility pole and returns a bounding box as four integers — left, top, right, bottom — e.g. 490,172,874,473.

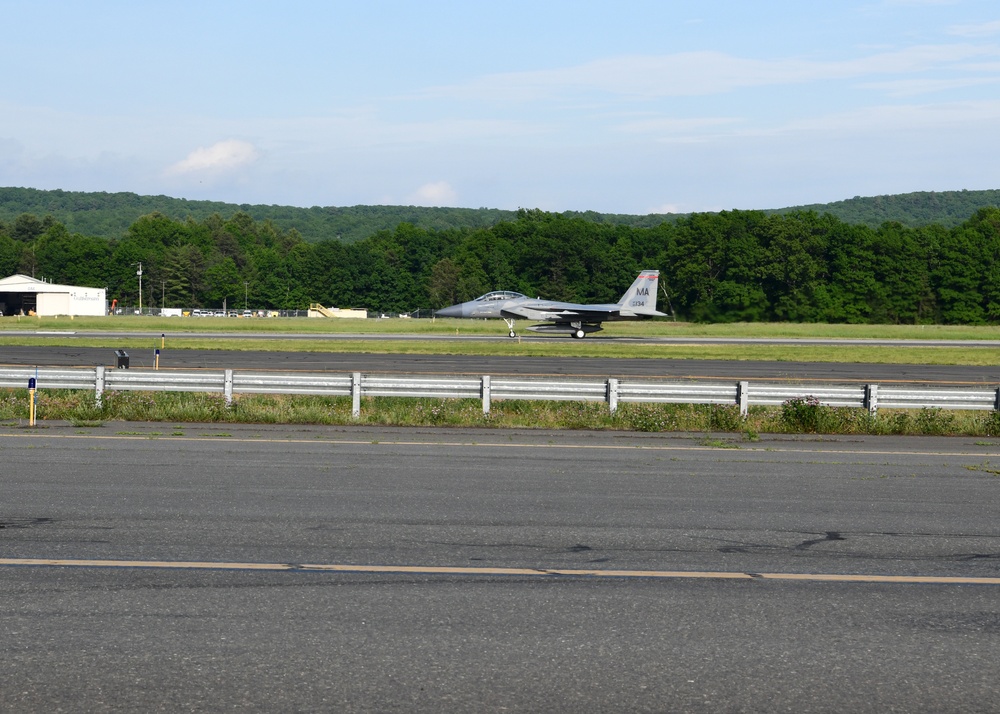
244,282,249,310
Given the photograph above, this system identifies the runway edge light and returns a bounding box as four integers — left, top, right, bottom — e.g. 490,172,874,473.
28,377,36,426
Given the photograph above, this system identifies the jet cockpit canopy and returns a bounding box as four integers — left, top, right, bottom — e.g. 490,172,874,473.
474,291,525,302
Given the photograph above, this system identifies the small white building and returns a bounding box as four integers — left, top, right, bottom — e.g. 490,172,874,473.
0,274,107,317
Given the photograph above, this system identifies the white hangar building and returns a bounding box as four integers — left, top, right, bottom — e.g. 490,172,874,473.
0,274,107,317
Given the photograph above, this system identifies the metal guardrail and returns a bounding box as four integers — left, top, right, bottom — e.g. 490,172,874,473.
747,384,866,408
877,386,999,411
233,372,353,397
106,369,227,393
1,366,999,419
0,367,97,392
362,375,482,400
618,381,739,405
491,378,608,402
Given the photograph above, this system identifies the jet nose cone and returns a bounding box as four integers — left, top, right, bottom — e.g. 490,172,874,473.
435,305,464,318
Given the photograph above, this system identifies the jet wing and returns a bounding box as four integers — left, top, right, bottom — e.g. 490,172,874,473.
501,303,620,322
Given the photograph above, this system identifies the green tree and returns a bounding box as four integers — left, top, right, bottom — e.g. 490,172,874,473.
962,207,1000,322
870,222,933,323
761,212,828,321
161,244,206,307
0,232,21,276
203,256,242,309
932,224,985,324
667,211,768,321
815,222,878,323
12,213,44,242
34,223,112,287
588,230,640,304
428,257,461,307
248,247,290,308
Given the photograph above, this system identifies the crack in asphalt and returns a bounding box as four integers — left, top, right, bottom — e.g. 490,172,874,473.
795,531,847,550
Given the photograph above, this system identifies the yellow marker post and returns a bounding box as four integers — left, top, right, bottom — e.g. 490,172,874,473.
28,377,36,426
161,333,165,349
154,348,160,371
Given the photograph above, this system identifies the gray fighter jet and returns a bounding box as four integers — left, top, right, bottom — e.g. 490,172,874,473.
435,270,665,338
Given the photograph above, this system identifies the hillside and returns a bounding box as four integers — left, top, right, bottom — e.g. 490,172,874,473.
772,189,1000,228
0,187,517,243
1,186,999,242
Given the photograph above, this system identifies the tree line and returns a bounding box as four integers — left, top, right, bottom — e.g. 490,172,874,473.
4,187,1000,244
2,206,1000,323
776,189,1000,229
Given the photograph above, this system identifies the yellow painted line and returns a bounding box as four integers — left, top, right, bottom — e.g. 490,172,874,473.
755,572,1000,585
0,558,290,571
1,429,999,459
2,558,999,585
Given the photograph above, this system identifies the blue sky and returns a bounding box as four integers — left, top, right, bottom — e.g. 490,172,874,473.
2,0,999,214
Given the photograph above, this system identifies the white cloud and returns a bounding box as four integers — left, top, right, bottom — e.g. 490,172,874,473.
420,45,1000,102
166,139,259,175
949,20,1000,38
648,203,682,215
858,76,1000,97
615,117,740,134
766,99,1000,137
408,181,457,206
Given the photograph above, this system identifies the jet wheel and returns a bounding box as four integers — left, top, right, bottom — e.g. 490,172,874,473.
574,329,586,339
509,330,517,338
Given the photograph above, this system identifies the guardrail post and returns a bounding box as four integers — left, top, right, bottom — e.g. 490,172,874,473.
224,369,234,406
95,366,105,407
352,372,361,419
481,375,491,415
737,381,749,418
864,384,879,416
607,378,619,414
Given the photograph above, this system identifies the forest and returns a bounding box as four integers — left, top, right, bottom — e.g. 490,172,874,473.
2,187,1000,244
2,204,1000,324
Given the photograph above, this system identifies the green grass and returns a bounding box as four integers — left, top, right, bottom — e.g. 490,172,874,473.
3,388,1000,438
0,337,996,365
5,315,1000,366
6,314,1000,339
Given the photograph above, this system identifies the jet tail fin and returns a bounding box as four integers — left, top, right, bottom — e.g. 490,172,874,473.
617,270,660,314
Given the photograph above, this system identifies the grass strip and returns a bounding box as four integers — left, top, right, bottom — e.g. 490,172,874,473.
2,336,999,366
4,389,1000,439
6,315,1000,340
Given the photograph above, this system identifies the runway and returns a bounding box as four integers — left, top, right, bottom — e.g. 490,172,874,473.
6,327,1000,348
3,423,1000,711
2,344,999,384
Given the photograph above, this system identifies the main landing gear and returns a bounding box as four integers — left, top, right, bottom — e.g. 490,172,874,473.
504,317,517,338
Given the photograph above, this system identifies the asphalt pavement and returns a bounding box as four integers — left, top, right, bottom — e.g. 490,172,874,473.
3,344,1000,383
3,423,1000,711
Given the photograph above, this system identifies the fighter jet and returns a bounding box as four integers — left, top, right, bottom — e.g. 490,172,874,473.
435,269,665,338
